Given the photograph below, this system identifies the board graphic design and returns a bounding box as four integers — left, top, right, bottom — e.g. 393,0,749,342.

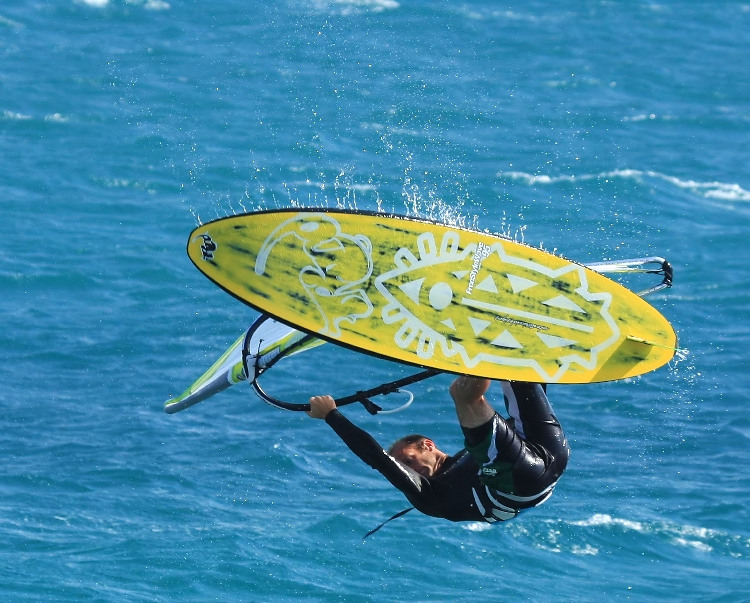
187,209,677,384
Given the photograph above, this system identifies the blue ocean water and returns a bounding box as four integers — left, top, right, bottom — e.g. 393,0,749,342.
2,0,749,600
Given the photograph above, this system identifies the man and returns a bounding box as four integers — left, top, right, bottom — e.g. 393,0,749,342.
307,375,569,526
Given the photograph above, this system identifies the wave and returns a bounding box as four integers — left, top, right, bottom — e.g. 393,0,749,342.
2,110,33,121
313,0,400,16
499,169,750,202
75,0,170,10
568,513,750,557
0,14,23,28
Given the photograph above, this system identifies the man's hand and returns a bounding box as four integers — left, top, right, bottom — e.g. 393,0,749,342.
449,375,491,405
307,395,337,419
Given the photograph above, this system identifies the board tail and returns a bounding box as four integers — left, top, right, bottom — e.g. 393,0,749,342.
164,315,324,414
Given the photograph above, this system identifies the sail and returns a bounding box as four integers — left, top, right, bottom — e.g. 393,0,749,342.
164,315,323,414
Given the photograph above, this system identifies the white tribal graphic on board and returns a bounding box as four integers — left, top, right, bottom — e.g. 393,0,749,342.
254,213,375,337
374,230,621,382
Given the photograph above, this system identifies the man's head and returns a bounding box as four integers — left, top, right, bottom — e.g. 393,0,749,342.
388,434,447,478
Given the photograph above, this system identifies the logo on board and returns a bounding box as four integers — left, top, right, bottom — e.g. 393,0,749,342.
195,234,217,261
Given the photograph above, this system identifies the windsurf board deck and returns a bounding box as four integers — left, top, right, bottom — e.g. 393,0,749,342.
186,209,677,384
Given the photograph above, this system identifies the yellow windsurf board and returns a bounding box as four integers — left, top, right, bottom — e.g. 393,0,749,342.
186,209,677,384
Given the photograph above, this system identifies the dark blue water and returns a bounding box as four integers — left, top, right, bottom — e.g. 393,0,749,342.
3,1,749,600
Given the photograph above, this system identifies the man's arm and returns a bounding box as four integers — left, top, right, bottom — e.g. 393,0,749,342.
449,376,495,429
307,395,425,496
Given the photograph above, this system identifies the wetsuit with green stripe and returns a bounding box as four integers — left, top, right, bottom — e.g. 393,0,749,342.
324,381,569,523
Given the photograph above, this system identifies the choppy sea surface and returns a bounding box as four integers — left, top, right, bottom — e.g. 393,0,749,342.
3,1,749,601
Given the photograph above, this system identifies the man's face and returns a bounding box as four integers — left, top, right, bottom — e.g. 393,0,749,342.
395,440,440,478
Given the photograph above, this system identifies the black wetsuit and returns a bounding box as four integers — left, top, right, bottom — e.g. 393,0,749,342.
324,381,569,523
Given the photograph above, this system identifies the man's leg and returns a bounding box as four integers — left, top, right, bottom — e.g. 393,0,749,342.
451,376,569,500
500,381,567,455
487,381,568,497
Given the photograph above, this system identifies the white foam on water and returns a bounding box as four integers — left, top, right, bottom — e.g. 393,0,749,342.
499,169,750,202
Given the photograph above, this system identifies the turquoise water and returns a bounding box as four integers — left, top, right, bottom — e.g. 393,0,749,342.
3,1,749,600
